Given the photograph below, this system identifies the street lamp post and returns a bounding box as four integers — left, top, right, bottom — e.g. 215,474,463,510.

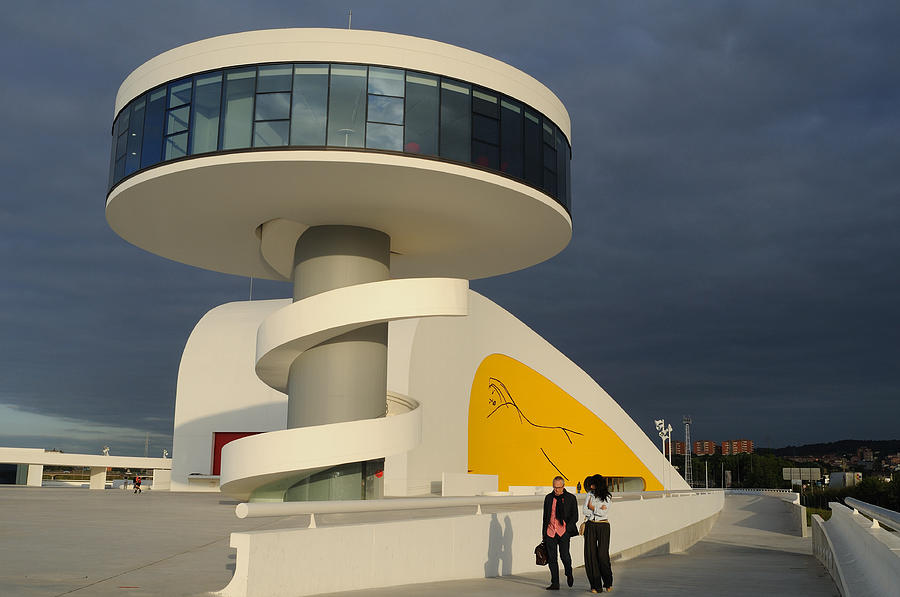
655,419,674,490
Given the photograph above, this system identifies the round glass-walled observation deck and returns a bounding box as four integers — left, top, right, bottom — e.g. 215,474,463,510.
106,29,573,282
109,61,571,212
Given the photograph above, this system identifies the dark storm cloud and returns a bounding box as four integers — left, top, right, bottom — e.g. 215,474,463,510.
2,1,899,455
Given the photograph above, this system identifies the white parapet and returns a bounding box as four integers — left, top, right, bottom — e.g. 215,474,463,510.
813,501,900,597
217,490,723,596
441,472,499,496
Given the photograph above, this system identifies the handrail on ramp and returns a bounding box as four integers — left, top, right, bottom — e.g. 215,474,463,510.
845,497,900,531
235,488,720,520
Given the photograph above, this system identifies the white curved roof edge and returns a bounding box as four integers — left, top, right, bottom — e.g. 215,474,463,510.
0,447,171,468
255,277,469,392
115,28,570,141
105,151,572,281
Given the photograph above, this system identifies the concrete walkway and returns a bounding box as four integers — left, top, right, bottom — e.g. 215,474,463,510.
0,488,838,596
318,493,840,597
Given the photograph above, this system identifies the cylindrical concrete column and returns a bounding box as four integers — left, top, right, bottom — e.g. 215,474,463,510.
287,225,390,429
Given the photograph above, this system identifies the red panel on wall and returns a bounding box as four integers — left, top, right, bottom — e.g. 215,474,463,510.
212,432,260,475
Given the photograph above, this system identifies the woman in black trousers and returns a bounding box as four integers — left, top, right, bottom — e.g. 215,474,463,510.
582,474,613,593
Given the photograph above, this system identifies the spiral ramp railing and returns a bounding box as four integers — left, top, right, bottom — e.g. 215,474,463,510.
219,277,469,501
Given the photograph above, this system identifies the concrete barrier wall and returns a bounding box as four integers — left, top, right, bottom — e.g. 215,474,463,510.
441,472,498,496
813,502,900,597
811,515,846,597
217,491,723,597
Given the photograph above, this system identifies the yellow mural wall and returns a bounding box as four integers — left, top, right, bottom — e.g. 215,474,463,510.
468,353,663,491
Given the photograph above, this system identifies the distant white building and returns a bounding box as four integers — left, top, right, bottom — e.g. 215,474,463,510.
829,471,863,488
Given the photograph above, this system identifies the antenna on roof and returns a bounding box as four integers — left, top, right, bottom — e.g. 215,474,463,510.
348,9,352,30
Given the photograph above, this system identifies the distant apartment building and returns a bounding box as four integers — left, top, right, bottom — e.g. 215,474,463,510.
721,439,754,455
665,441,687,457
693,440,718,455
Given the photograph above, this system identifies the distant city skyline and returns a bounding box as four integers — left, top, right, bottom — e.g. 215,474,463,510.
2,2,900,456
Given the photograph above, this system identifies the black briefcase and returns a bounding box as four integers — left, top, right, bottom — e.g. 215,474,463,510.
534,542,548,566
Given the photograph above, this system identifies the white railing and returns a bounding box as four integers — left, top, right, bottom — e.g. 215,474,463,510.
726,488,796,497
845,497,900,532
235,488,720,520
813,501,900,597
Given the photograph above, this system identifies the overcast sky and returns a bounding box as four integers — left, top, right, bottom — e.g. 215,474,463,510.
1,1,898,457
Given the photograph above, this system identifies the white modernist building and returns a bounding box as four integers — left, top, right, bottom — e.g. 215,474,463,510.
0,447,171,489
106,28,687,503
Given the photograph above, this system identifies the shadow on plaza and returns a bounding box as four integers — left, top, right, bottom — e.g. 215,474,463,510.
726,496,796,535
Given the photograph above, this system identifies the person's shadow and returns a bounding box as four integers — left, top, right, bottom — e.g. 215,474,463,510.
484,514,503,577
501,515,514,575
484,514,515,577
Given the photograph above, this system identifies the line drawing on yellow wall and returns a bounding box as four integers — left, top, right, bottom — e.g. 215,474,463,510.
488,377,583,480
540,447,569,480
487,377,583,443
470,354,664,491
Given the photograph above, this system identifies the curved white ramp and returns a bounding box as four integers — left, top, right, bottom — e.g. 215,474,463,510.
255,277,469,392
220,395,422,501
221,277,467,501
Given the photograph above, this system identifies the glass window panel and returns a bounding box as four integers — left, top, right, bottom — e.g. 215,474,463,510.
169,79,192,108
543,169,557,196
366,122,403,151
327,64,367,148
523,109,542,187
543,143,557,172
500,99,523,178
556,127,568,205
255,92,291,121
166,105,190,135
116,130,128,159
125,98,145,174
115,156,126,181
472,88,498,117
367,94,403,124
404,72,438,155
141,88,166,168
472,113,499,145
565,143,572,210
542,119,555,144
164,132,188,160
368,66,404,97
439,80,470,162
290,64,328,146
109,115,119,188
118,107,130,138
472,140,499,169
256,64,292,92
190,72,222,155
253,120,289,147
221,68,256,150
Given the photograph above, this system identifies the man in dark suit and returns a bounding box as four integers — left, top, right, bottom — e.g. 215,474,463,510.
542,475,578,590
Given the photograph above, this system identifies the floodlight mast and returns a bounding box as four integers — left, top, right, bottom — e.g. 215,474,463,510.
683,416,692,487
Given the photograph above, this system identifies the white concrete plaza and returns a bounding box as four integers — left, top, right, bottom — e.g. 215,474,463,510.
1,489,836,596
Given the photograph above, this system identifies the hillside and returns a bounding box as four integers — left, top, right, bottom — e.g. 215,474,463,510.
770,439,900,457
